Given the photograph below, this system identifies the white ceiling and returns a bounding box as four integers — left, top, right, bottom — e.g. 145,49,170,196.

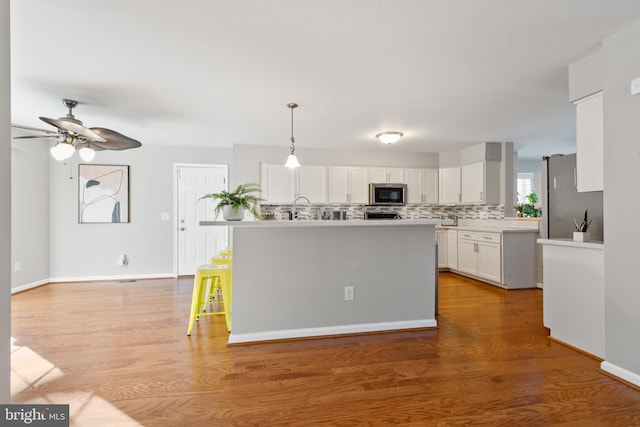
10,1,640,159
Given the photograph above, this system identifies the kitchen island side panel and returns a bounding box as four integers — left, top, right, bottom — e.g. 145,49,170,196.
230,224,436,342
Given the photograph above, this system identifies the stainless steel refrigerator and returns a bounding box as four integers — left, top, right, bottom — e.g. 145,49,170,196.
541,154,603,241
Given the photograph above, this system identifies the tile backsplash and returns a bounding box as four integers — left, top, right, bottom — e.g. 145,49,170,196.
260,204,505,221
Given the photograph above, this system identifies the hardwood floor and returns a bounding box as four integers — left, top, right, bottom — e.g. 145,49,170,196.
11,273,640,426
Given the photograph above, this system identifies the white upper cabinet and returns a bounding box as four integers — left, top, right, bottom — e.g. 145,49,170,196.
297,165,328,203
439,167,461,204
261,164,328,204
261,164,295,204
328,166,369,204
461,161,500,204
370,167,404,183
575,92,603,192
405,168,438,204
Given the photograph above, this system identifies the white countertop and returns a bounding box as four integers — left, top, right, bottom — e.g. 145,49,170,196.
439,225,539,233
200,219,442,227
537,238,604,250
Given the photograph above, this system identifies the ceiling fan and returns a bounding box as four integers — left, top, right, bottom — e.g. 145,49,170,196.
12,98,142,161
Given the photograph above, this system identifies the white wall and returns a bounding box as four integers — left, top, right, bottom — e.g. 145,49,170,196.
11,140,49,290
1,0,11,403
602,20,640,381
42,145,232,281
516,157,543,196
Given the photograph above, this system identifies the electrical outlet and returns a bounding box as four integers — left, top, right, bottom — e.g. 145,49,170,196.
14,262,21,272
344,286,354,301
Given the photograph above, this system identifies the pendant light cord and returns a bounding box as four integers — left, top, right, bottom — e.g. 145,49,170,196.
290,105,295,152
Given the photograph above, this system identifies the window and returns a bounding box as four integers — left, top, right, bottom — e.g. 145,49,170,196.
517,173,533,203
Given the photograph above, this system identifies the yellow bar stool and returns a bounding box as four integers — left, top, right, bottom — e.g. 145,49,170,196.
209,255,232,323
187,264,232,336
219,248,233,256
205,255,233,304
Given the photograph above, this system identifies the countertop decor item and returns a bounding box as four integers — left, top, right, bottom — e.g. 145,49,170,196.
199,182,264,221
573,209,593,241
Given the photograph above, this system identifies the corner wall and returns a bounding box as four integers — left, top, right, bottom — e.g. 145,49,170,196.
1,0,11,403
11,140,49,291
602,20,640,383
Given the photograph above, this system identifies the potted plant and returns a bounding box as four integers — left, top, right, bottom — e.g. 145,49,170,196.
514,190,542,218
199,182,264,221
573,209,593,241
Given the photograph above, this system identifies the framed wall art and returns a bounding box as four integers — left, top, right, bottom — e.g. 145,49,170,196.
78,164,130,223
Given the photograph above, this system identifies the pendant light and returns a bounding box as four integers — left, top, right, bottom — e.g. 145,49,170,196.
285,102,301,168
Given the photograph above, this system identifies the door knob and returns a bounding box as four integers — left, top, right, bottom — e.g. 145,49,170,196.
180,227,185,231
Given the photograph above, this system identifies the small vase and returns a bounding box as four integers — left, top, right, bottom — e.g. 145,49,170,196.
573,231,591,242
222,205,245,221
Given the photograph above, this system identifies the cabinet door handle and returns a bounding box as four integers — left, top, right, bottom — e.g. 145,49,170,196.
480,191,483,201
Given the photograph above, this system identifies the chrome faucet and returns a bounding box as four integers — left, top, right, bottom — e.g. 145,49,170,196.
292,195,311,220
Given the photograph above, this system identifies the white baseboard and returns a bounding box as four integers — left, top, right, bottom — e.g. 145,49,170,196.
228,319,438,344
11,279,49,294
47,273,175,283
601,361,640,388
536,282,544,289
11,273,175,294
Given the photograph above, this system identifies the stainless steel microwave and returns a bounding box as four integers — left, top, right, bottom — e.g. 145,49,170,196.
368,183,407,206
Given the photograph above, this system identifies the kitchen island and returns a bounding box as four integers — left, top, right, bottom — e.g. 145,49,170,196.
200,219,440,344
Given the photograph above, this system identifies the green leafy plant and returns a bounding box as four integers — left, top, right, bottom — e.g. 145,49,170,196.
199,182,264,219
514,189,542,218
574,209,593,232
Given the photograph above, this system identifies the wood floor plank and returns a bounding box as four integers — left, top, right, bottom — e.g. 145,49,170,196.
11,273,640,426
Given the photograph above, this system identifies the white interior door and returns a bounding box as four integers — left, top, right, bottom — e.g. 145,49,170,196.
176,164,228,276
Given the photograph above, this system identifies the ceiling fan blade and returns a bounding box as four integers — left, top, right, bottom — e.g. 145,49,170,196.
84,142,107,151
88,127,142,150
11,123,58,134
13,135,59,139
40,116,107,142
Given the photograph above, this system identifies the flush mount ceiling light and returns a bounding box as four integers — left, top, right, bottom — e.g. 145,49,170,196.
376,131,403,144
284,102,301,168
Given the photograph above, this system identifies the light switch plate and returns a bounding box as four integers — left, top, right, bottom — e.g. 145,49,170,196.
631,77,640,95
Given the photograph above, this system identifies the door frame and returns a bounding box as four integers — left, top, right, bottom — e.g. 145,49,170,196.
173,162,229,277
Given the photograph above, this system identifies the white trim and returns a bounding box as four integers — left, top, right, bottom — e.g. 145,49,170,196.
48,273,173,284
228,319,437,344
11,279,49,294
11,273,175,294
173,162,229,277
601,361,640,388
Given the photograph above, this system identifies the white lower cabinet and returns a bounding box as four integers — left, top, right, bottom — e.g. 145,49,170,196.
452,229,538,289
457,231,502,283
446,229,458,270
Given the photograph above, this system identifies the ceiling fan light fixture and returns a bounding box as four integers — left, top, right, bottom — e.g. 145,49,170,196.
284,102,301,168
376,131,403,144
78,146,96,162
50,142,75,161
